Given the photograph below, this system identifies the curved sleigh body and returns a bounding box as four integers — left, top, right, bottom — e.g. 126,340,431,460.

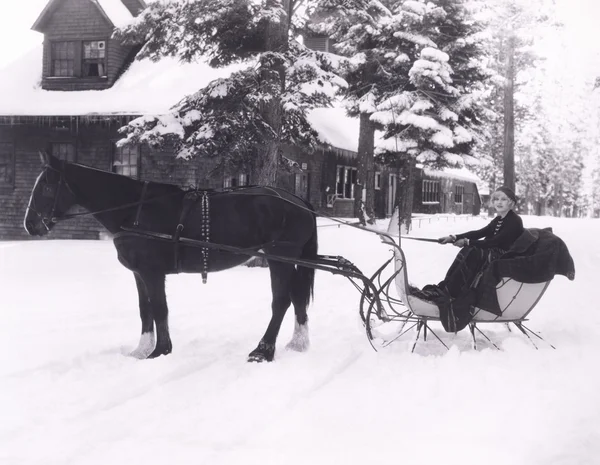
363,233,554,351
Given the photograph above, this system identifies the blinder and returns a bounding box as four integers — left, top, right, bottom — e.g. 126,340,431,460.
42,184,58,198
29,164,71,229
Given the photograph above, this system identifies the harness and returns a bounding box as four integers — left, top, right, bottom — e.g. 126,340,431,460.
173,190,210,282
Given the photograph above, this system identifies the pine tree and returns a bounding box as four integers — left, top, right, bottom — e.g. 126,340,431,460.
115,0,343,185
479,0,555,192
308,0,396,223
373,0,492,228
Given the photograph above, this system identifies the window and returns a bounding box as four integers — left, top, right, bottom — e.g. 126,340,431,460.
304,36,335,52
51,41,76,77
0,143,15,189
422,179,440,203
224,173,250,188
336,166,357,199
51,143,76,162
454,184,464,204
50,40,107,78
374,171,381,190
113,145,140,177
83,41,107,77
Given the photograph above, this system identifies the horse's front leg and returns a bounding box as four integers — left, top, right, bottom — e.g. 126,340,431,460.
130,272,156,359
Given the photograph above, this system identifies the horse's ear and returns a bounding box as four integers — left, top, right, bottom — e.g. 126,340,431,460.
39,151,50,166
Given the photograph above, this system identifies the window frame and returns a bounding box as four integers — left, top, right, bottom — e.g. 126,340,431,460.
374,171,381,190
454,184,465,204
422,179,441,204
49,39,108,80
82,40,107,78
113,143,141,178
224,172,250,188
336,165,358,199
50,142,77,163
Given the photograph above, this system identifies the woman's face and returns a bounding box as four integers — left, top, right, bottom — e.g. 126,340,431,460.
491,191,514,215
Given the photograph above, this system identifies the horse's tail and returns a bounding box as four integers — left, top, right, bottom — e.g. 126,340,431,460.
295,216,318,309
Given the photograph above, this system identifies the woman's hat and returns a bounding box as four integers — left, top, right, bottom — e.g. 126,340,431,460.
494,186,517,203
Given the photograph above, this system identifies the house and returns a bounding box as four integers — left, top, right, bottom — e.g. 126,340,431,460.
0,0,482,241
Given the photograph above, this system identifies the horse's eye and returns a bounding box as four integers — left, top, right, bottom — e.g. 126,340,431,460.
42,185,55,198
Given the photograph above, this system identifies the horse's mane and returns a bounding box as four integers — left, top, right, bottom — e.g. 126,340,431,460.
69,162,182,194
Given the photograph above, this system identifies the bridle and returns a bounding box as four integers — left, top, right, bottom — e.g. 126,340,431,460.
27,163,75,231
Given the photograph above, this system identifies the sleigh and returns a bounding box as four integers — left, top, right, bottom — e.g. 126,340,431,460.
360,232,555,352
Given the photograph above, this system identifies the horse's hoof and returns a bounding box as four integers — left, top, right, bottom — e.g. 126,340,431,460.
247,342,275,362
130,349,151,359
148,346,172,359
285,339,309,352
247,353,270,363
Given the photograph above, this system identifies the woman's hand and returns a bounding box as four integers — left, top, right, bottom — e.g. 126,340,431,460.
454,238,469,247
438,235,456,244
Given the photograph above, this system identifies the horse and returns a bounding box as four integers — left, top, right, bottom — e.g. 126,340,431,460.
24,152,318,362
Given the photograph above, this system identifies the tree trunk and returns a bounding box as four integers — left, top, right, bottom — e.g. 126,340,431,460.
397,157,416,236
255,0,290,187
354,112,376,224
247,0,289,268
503,33,515,191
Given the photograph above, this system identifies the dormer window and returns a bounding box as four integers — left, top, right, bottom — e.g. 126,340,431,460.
83,41,107,77
51,41,75,77
50,40,107,79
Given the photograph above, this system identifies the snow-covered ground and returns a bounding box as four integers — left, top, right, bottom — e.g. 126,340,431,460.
1,214,598,465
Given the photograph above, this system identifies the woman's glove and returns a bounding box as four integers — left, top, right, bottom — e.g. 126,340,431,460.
438,235,456,244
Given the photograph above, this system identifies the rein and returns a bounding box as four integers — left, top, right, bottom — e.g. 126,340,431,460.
35,164,438,251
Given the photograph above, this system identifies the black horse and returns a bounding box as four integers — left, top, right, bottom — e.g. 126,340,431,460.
24,152,318,362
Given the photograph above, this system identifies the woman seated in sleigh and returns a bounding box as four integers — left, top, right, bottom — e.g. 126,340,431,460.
410,186,523,331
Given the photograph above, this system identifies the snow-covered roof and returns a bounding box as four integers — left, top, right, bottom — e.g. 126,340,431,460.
0,45,245,116
307,106,359,152
95,0,135,27
422,166,482,184
32,0,135,31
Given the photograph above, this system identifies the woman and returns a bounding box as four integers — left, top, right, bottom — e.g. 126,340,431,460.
414,186,524,304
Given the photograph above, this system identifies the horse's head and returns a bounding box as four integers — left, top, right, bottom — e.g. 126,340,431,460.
24,152,77,236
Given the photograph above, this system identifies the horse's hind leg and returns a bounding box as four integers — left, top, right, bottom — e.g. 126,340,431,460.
133,271,172,359
130,272,156,359
248,261,294,362
285,267,310,352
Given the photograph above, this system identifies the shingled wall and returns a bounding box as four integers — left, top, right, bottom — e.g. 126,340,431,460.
0,119,216,240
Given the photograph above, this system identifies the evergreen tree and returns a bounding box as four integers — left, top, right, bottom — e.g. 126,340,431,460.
308,0,395,223
478,0,555,192
374,0,492,228
115,0,344,185
310,0,491,228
